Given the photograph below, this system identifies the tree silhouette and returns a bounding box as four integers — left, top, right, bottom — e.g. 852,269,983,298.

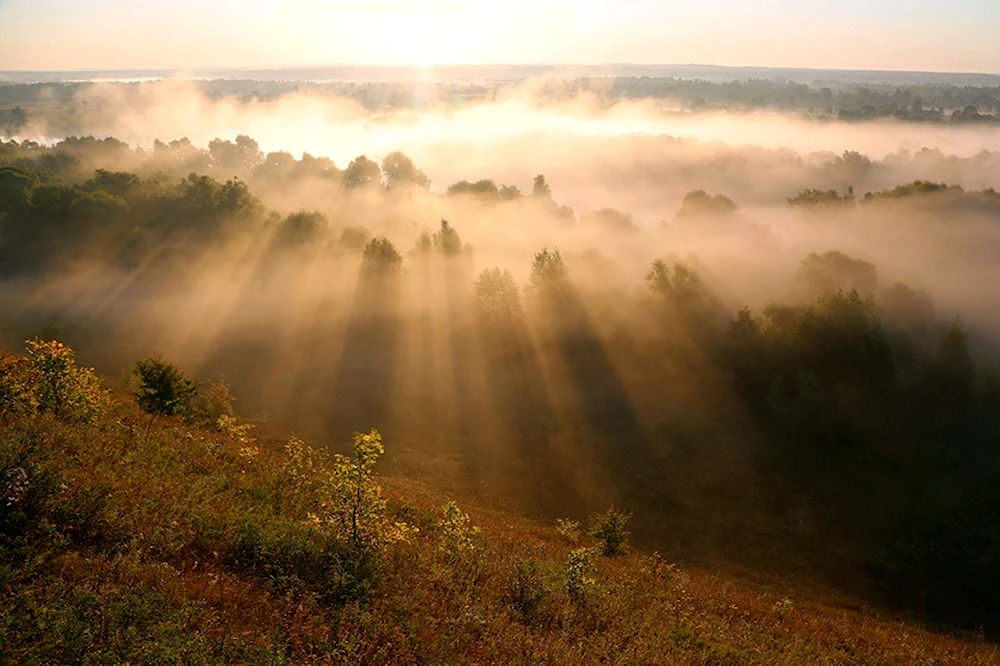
343,156,382,190
382,151,429,190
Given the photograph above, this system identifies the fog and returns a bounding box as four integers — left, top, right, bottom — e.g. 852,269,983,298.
3,77,1000,586
16,79,1000,208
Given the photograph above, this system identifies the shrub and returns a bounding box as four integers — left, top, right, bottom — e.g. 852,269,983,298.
438,501,481,560
233,429,413,604
507,559,549,623
196,378,234,421
314,429,413,552
555,518,582,544
1,435,72,543
217,415,260,460
23,339,107,421
132,357,198,418
0,351,39,418
229,516,361,600
565,547,597,603
589,506,631,557
281,435,328,497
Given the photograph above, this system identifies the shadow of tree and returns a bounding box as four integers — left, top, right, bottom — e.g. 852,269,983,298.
325,262,402,438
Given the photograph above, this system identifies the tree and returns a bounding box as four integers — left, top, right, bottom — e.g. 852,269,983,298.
881,282,934,335
645,259,713,320
432,219,463,257
674,190,738,220
362,237,403,273
0,167,40,222
581,208,636,233
824,150,872,187
208,135,264,174
275,211,327,246
381,151,429,190
499,184,522,201
923,318,975,417
787,188,855,209
589,506,631,557
797,251,878,297
532,174,551,198
84,169,141,197
132,357,198,418
473,268,522,326
339,226,372,252
343,156,382,190
3,106,28,136
528,248,567,298
253,151,297,181
411,232,433,255
447,179,499,202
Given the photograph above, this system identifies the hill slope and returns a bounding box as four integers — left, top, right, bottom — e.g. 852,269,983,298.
1,344,997,665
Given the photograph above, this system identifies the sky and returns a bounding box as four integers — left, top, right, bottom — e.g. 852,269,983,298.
0,0,998,73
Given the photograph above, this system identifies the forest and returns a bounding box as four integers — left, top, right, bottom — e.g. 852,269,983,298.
2,109,1000,649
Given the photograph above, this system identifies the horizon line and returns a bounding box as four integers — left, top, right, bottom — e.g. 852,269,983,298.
2,62,1000,78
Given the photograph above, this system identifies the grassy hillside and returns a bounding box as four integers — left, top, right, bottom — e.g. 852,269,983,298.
1,342,997,665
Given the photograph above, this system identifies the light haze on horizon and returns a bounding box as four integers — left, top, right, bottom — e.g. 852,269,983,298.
0,0,999,74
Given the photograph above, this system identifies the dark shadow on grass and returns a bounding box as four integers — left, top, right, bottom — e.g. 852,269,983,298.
325,264,402,439
542,283,654,503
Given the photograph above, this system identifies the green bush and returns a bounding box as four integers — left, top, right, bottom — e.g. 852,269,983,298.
589,506,631,557
507,558,549,624
132,356,198,418
229,516,377,603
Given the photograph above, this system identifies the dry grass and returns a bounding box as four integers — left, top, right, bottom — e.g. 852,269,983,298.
1,370,997,664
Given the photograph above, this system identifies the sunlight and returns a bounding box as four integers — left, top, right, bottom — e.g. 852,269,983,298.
364,2,499,66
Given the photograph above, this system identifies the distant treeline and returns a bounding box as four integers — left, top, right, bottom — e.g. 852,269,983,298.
2,76,1000,128
548,77,1000,122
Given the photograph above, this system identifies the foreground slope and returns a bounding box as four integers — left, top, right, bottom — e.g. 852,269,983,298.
1,345,997,665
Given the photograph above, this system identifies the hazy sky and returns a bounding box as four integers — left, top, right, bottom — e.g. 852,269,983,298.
1,0,998,73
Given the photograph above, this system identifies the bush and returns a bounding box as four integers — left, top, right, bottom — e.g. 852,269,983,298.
196,378,234,421
589,506,631,557
229,515,374,602
507,558,549,624
1,444,61,541
132,357,198,418
281,435,329,501
565,547,597,603
23,339,107,421
555,518,582,544
313,429,414,553
0,351,39,418
438,501,481,561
